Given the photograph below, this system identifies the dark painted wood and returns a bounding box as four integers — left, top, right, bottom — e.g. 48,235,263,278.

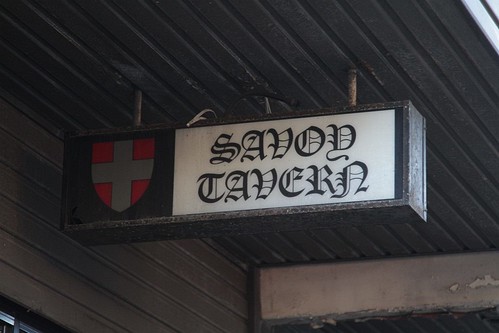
0,97,248,332
282,231,337,261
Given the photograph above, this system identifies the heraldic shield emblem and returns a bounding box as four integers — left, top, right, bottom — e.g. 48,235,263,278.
91,138,155,212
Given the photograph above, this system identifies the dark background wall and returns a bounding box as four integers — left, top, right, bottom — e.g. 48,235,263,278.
0,96,248,332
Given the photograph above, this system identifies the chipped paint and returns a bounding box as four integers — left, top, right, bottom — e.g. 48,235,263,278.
261,252,499,323
467,275,499,289
449,283,460,293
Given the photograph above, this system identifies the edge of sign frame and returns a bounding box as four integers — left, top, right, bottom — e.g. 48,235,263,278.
61,100,426,245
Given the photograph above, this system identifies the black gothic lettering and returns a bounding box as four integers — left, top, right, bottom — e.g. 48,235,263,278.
210,133,241,164
225,170,250,202
327,124,356,151
295,126,325,157
197,163,369,203
266,128,293,159
200,119,371,204
326,154,349,162
306,165,335,196
332,161,369,198
251,169,277,200
197,173,225,203
279,167,305,197
241,130,267,162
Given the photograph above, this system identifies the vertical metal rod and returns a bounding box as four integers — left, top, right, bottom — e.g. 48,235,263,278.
348,68,357,107
13,317,20,333
133,89,142,127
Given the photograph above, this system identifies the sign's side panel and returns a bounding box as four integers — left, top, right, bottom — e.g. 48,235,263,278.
64,129,175,226
394,107,404,200
408,104,427,221
173,109,398,216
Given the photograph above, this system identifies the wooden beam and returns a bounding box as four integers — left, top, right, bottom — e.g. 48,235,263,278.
258,252,499,326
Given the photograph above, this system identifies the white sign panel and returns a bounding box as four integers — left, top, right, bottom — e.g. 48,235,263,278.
173,109,397,216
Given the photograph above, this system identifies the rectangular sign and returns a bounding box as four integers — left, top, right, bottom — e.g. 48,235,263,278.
173,109,397,215
61,101,425,245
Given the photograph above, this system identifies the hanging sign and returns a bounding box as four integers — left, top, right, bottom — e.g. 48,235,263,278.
61,101,426,245
174,109,396,215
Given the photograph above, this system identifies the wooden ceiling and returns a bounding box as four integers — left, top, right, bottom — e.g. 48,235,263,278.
2,0,499,331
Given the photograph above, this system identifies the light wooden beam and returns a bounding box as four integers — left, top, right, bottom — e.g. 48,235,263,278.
258,252,499,327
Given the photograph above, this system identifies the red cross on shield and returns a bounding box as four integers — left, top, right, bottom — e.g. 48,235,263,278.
91,138,154,212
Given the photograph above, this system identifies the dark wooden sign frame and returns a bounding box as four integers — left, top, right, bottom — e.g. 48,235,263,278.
61,101,426,245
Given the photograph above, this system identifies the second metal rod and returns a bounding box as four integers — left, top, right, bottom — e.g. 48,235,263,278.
133,89,142,127
348,68,357,107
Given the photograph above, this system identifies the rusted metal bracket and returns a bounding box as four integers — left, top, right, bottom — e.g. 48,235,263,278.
348,68,357,107
133,89,142,127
